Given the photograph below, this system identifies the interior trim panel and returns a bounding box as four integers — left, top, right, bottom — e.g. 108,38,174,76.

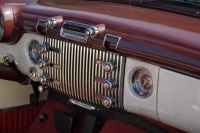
123,58,160,120
158,69,200,133
0,33,43,81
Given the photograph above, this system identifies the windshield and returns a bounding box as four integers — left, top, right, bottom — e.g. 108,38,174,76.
97,0,200,18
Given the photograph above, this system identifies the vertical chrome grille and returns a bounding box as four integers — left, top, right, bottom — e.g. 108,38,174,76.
41,37,126,111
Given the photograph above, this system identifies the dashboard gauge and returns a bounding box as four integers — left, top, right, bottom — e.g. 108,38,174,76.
0,13,4,40
29,40,41,63
130,68,154,98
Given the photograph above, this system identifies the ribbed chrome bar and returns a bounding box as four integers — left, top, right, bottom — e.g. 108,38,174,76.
41,37,126,111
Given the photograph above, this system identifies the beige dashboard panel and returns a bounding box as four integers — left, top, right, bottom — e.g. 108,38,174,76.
123,58,160,120
0,33,43,82
158,68,200,133
0,79,33,109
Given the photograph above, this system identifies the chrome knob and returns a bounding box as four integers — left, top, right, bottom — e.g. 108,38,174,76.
38,59,51,69
38,85,44,92
85,28,94,36
38,85,48,92
44,17,57,28
39,44,50,53
29,67,37,79
104,62,116,73
39,75,51,85
85,26,98,37
39,44,47,53
103,97,114,108
103,79,117,91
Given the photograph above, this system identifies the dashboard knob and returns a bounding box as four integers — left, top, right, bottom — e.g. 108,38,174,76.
85,26,98,37
39,75,51,85
38,85,44,92
44,17,57,28
104,62,116,73
38,85,48,92
103,79,117,91
103,97,114,108
38,59,51,69
29,67,37,79
39,44,50,53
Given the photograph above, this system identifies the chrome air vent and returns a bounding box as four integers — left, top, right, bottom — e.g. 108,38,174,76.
40,37,126,111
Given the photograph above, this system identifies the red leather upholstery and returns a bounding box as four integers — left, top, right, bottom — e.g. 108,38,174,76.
0,102,43,133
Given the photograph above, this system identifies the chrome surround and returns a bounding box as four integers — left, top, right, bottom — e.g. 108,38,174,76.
103,34,121,53
60,21,99,43
28,40,41,64
69,98,96,110
36,19,48,35
41,37,126,111
129,67,154,98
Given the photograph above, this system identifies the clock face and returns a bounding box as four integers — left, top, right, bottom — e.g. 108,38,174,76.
130,68,154,98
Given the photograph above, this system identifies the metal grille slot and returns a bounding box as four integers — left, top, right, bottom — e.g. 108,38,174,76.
41,37,126,111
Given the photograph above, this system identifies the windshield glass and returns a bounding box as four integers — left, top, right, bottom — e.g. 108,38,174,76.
97,0,200,18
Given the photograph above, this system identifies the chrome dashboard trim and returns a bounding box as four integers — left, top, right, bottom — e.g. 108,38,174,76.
41,36,126,111
103,34,121,53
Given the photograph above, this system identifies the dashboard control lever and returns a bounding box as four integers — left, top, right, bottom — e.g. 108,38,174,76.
39,43,60,53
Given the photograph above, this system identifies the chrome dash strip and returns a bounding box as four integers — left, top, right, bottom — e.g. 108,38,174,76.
41,37,125,112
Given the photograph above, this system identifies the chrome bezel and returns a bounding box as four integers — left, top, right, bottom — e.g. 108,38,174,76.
29,40,41,64
60,21,92,43
129,67,154,98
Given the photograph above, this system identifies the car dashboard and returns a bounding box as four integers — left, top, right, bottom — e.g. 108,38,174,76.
0,0,200,132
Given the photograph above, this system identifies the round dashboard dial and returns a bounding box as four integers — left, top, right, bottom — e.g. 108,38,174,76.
29,40,41,63
130,68,154,98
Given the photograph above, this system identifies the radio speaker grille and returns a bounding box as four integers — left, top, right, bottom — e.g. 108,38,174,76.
41,37,125,111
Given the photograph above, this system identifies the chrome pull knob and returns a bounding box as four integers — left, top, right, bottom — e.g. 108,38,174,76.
38,59,51,69
85,26,98,37
39,43,50,53
103,97,114,108
38,85,48,92
44,17,57,28
104,62,116,73
39,75,51,85
103,79,117,91
29,67,37,79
